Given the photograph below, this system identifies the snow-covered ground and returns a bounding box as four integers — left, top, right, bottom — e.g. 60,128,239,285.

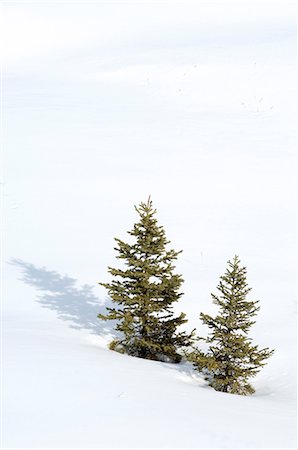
1,1,296,448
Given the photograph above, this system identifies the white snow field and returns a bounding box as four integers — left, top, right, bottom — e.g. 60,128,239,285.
1,1,296,449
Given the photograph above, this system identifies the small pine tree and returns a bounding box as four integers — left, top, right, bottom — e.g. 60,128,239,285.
98,197,194,362
188,255,274,395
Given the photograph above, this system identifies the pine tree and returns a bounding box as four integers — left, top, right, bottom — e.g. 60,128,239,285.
98,197,193,362
188,255,274,395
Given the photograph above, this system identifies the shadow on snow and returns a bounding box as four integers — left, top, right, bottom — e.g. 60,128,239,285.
10,258,208,387
10,258,118,340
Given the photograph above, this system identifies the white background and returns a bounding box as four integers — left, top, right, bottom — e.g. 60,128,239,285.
1,1,296,448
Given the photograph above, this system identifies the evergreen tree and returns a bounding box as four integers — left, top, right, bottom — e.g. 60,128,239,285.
188,256,274,395
98,197,193,362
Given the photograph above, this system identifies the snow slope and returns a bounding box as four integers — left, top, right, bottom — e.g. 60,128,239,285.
2,1,296,448
3,260,296,449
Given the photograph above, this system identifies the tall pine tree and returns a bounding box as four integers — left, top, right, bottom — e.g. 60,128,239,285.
188,256,274,395
98,197,193,362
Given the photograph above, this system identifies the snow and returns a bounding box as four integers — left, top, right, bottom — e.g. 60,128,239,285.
2,0,296,448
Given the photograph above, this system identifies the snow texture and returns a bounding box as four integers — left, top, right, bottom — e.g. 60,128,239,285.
2,1,296,448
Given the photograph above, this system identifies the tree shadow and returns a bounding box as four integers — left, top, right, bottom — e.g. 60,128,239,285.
161,359,210,389
10,258,119,340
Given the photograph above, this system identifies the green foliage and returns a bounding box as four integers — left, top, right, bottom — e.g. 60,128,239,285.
188,255,274,395
98,197,194,362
